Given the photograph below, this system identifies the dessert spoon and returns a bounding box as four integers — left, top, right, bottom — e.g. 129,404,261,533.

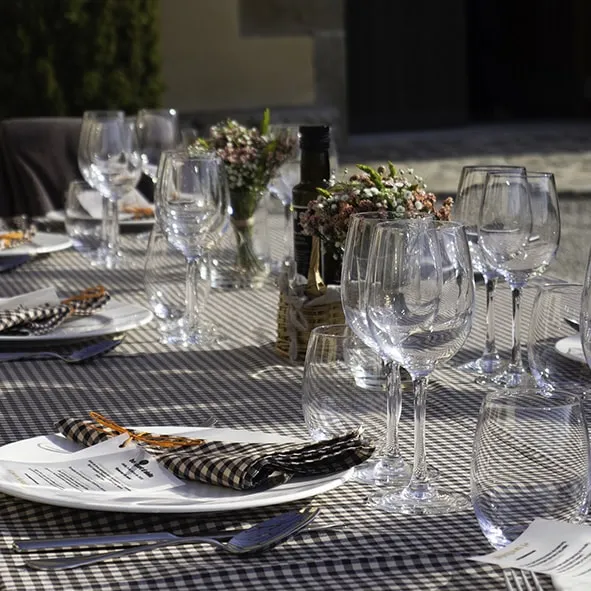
25,507,320,570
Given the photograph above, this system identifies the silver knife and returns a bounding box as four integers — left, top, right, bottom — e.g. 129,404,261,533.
13,523,337,552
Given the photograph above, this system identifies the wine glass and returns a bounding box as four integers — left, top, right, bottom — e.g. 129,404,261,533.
341,211,411,485
78,111,142,268
366,218,475,514
137,108,179,183
268,124,300,269
453,165,526,377
479,171,560,388
156,151,229,346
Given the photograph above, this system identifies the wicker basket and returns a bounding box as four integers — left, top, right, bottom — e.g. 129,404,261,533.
275,292,345,362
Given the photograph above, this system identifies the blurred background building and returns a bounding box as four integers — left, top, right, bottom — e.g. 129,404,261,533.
159,0,591,137
1,0,590,280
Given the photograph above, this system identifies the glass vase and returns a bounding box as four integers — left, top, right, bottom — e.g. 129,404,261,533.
210,189,271,289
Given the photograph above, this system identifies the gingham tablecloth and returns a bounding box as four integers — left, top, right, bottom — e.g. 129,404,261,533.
0,234,567,590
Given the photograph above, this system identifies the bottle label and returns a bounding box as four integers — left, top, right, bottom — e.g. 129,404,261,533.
293,204,312,279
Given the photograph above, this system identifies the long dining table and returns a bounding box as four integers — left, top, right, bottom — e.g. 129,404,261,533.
0,228,576,590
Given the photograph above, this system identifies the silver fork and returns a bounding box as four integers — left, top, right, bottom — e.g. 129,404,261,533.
503,569,546,591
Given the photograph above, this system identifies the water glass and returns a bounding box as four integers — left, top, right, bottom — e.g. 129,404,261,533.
302,324,387,444
471,389,590,550
144,223,212,343
528,283,591,397
65,180,102,260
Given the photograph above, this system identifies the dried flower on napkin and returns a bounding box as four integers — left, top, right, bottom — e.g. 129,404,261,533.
0,229,35,251
55,412,375,491
0,285,110,335
121,206,154,220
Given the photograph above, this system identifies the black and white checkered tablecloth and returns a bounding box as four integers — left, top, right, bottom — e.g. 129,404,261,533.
0,235,570,590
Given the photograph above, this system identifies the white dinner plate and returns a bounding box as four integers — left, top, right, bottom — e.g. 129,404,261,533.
0,232,72,257
43,210,155,227
555,335,586,364
0,298,153,343
0,426,354,513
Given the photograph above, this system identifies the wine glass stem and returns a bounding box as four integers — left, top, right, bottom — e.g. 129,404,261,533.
483,277,499,358
185,258,201,330
382,362,402,460
510,286,524,370
102,195,119,258
407,376,431,495
283,202,294,260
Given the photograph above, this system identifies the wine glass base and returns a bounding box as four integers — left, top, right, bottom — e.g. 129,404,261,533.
456,356,506,376
491,370,538,389
369,487,471,515
158,320,221,347
89,249,124,270
353,457,410,486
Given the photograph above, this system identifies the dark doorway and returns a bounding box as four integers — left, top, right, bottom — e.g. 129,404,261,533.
346,0,591,133
465,0,587,121
345,0,469,134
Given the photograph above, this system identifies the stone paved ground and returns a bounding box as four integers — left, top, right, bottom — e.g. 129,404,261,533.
339,121,591,283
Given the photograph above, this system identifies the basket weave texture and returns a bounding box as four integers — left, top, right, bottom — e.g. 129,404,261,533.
275,292,345,362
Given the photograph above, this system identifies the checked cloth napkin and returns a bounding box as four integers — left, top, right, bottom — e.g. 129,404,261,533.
54,416,376,491
0,286,110,335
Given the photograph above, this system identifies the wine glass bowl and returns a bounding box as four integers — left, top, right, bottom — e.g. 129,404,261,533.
137,108,179,183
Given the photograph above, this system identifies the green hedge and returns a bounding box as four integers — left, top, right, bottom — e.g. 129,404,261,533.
0,0,164,117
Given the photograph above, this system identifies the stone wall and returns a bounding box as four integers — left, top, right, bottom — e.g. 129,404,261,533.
159,0,346,141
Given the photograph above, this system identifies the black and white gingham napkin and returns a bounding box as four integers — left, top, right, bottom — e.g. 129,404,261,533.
54,417,375,491
0,286,110,335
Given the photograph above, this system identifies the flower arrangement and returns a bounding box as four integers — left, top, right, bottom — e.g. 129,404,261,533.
299,163,453,258
189,109,297,280
190,109,297,218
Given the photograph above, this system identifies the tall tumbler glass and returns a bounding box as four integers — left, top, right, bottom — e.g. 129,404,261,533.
528,283,591,397
453,165,525,377
302,324,388,446
471,389,590,550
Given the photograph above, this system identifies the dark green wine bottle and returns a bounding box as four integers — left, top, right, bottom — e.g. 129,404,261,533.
292,125,331,281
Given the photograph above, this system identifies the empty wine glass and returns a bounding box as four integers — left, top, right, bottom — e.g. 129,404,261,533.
453,165,525,377
341,211,411,485
367,219,475,514
78,111,142,268
479,171,560,388
137,108,179,183
268,125,300,269
156,151,229,346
